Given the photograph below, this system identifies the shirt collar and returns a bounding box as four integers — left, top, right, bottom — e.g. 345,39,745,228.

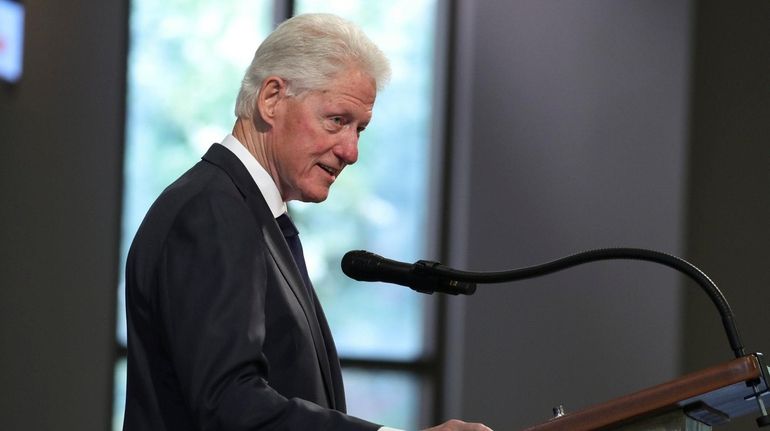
219,134,287,218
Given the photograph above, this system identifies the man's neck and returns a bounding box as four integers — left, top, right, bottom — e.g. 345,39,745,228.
232,117,277,187
220,132,287,217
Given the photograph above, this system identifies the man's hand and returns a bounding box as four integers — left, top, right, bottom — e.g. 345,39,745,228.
423,419,493,431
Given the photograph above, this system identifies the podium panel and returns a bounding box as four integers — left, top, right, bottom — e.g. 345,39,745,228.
607,409,710,431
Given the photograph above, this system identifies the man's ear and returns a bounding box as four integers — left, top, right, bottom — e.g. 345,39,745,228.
256,76,288,128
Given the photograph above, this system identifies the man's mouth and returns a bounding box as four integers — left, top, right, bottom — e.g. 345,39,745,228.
318,163,340,178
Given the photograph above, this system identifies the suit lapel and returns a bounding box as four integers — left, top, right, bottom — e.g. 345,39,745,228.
201,143,338,409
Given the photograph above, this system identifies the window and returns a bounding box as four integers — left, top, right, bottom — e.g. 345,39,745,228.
115,1,441,429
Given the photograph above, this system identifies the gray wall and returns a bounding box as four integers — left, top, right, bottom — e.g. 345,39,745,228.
0,0,125,430
446,0,769,430
1,1,768,431
447,1,690,428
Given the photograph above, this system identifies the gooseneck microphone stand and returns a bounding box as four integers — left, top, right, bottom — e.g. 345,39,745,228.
418,248,742,357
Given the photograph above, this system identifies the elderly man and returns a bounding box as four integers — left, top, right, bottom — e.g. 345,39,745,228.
123,13,490,431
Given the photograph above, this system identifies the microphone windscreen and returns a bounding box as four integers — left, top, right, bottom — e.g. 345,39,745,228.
341,250,379,281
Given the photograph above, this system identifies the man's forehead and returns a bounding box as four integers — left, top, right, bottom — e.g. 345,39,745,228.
312,75,376,108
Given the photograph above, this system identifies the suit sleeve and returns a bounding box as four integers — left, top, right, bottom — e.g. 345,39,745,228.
157,190,379,431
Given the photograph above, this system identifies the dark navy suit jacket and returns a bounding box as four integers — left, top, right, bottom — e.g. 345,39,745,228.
123,144,379,431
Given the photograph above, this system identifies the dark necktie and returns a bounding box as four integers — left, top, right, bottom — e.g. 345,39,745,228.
276,213,341,408
275,213,313,293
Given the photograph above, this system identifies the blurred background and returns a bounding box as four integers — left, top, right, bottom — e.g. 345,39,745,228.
1,1,768,430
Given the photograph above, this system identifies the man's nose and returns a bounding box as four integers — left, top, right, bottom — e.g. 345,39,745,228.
334,132,359,165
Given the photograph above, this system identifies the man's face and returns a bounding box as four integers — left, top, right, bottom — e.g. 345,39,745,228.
269,68,376,203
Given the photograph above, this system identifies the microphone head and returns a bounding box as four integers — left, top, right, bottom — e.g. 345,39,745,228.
341,250,381,281
341,250,477,295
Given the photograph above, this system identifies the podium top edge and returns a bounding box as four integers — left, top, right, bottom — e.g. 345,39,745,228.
522,354,763,431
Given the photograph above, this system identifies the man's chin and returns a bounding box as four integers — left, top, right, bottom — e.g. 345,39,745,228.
298,188,330,203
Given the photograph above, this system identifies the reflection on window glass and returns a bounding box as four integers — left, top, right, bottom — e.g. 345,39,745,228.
293,0,438,361
342,368,424,430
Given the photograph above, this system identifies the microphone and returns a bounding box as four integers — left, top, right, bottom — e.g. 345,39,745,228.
341,250,477,295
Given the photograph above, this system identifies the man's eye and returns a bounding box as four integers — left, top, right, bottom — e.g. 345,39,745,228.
331,116,344,125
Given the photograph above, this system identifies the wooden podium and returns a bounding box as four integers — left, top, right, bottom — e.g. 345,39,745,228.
523,353,770,430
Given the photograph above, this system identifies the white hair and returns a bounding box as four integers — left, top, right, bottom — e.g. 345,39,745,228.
234,13,391,118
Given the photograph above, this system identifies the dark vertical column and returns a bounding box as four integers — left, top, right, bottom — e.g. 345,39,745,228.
684,1,770,429
0,0,126,429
